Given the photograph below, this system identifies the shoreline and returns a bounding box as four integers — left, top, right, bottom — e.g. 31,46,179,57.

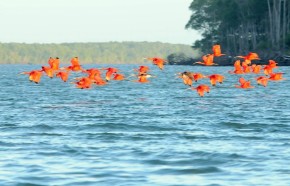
169,54,290,66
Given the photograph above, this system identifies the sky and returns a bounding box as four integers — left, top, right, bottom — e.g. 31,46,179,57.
0,0,201,45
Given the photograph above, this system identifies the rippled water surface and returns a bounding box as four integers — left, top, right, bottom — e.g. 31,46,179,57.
1,64,290,186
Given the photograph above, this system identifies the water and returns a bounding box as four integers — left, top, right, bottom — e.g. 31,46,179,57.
1,64,290,186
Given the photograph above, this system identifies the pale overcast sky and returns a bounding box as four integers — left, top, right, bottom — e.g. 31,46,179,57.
0,0,201,45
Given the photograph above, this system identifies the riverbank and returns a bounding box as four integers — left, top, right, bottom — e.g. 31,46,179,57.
168,53,290,66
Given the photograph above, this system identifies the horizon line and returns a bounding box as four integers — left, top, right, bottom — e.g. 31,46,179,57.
0,41,193,46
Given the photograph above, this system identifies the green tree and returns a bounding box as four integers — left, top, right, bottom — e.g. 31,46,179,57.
0,42,197,64
186,0,290,55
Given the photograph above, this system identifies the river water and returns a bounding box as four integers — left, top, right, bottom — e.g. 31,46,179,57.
1,64,290,186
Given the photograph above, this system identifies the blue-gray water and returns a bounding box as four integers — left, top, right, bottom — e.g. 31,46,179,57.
1,64,290,186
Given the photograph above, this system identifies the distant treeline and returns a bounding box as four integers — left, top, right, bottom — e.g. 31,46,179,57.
0,42,199,64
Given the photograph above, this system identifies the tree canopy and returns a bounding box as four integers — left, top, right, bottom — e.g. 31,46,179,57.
186,0,290,56
0,42,199,64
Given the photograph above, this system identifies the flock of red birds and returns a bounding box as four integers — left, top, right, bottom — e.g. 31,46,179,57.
20,44,285,97
20,56,166,88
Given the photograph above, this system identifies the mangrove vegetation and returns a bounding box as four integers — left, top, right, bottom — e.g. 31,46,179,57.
0,42,198,64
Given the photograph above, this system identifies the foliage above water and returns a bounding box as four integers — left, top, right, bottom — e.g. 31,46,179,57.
186,0,290,55
0,42,199,64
